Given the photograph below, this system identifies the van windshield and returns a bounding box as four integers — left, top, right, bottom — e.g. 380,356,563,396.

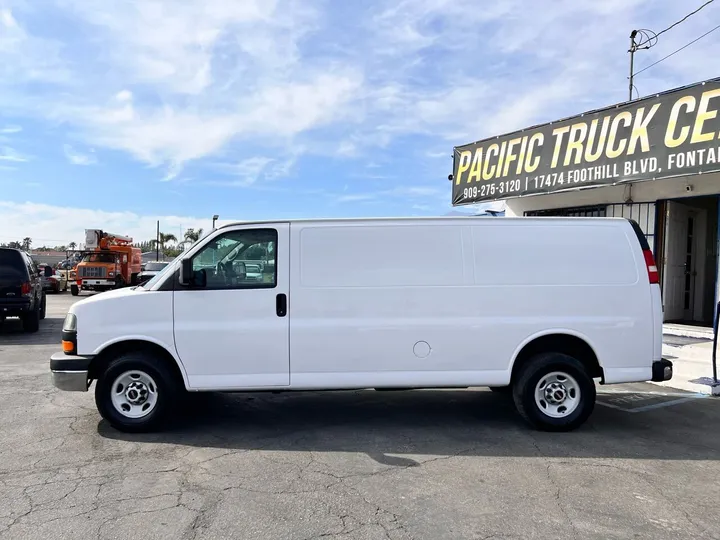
81,253,116,263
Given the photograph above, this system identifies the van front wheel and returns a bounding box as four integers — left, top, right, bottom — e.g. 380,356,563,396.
512,353,595,432
95,352,180,433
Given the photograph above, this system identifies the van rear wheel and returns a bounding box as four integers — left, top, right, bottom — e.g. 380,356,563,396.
512,353,595,432
95,352,180,433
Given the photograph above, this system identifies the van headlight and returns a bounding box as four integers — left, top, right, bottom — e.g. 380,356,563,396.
62,313,78,355
63,313,77,332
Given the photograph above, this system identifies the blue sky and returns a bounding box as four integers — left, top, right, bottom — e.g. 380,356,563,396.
1,0,719,246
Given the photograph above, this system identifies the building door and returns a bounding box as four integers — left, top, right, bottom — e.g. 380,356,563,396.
662,201,703,322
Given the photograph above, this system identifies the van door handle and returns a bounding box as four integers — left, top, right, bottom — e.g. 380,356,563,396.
276,293,287,317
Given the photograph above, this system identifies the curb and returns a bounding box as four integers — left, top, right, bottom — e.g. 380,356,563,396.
663,324,714,340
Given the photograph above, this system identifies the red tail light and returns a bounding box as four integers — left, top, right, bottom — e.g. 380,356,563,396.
643,249,659,284
20,282,31,295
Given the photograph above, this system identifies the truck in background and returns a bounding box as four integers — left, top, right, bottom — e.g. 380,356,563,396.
71,230,142,296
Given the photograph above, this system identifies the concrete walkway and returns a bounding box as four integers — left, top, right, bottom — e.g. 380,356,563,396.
652,324,720,396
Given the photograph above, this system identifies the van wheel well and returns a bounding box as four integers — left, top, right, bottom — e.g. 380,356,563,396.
88,340,185,388
511,334,603,383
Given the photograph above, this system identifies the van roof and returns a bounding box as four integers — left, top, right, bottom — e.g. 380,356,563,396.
217,215,630,229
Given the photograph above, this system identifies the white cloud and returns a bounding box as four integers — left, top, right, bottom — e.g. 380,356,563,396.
2,0,719,188
333,185,444,204
46,72,360,174
0,125,22,134
207,152,299,187
334,194,378,203
0,7,70,85
0,146,29,162
0,201,230,247
63,144,97,165
115,90,132,102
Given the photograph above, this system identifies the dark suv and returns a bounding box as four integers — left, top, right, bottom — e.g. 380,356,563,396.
0,248,46,332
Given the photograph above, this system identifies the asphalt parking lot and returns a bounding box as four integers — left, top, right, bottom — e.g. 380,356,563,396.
1,295,720,540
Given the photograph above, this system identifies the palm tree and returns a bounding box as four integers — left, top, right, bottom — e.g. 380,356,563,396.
180,228,204,250
68,241,77,251
151,232,178,254
184,228,203,243
21,237,32,251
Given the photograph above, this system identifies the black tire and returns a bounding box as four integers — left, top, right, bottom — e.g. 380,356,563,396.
512,353,595,432
22,303,40,333
39,294,46,320
95,352,181,433
71,284,79,296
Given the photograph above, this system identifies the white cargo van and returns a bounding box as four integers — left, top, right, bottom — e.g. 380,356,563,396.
50,217,672,433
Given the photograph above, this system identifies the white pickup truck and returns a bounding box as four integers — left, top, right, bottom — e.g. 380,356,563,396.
50,216,672,433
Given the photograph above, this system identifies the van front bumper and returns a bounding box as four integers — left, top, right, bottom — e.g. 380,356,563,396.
651,358,673,382
50,352,92,392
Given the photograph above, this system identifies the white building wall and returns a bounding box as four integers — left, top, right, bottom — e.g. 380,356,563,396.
505,171,720,216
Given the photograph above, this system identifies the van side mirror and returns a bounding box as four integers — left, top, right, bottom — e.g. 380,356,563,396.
179,259,192,286
179,259,207,288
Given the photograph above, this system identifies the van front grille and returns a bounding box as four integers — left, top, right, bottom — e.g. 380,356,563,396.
79,266,107,278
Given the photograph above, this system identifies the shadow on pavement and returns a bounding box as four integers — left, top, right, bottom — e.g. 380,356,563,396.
97,388,720,462
0,316,64,345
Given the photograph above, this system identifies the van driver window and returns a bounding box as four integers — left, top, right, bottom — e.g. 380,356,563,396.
191,229,277,289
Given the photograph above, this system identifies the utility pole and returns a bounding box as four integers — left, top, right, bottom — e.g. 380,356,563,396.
628,29,653,101
156,220,160,262
628,30,637,101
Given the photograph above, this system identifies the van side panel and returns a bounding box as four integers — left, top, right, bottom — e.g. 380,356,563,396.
288,218,655,388
289,221,510,388
468,220,654,384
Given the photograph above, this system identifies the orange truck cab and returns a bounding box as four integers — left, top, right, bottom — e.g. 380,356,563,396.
71,230,142,296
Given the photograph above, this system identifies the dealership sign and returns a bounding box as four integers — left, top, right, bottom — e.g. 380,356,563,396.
452,78,720,205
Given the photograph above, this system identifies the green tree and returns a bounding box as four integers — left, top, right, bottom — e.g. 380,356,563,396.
183,228,203,244
21,237,31,250
150,233,179,257
151,233,177,250
68,242,77,251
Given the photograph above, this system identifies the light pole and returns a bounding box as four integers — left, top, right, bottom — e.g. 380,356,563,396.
212,214,219,229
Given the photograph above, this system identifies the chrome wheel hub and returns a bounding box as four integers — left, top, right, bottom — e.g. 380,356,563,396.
534,371,581,419
544,382,568,404
125,381,149,405
110,370,159,419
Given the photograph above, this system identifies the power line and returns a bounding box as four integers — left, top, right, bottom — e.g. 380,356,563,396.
635,23,720,75
637,0,715,47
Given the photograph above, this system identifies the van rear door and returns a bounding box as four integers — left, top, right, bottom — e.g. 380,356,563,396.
626,219,663,363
